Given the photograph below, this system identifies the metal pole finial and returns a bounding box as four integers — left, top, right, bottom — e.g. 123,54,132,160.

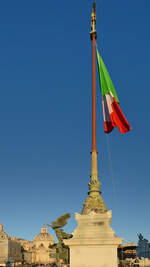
90,2,97,39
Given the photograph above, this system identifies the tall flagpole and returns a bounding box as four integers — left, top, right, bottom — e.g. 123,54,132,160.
91,3,98,184
91,3,97,152
64,6,122,266
81,3,107,214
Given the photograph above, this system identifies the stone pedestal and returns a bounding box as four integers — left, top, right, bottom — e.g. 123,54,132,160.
65,211,122,267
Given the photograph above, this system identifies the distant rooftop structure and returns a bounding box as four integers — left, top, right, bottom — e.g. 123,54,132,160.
118,242,136,248
118,243,137,260
34,225,54,243
0,223,10,240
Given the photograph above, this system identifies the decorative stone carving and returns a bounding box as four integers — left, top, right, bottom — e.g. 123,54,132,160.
82,195,107,215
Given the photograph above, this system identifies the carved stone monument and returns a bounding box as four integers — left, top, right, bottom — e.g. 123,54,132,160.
65,153,122,267
64,3,122,267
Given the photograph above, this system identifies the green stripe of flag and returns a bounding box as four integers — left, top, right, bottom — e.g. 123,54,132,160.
96,47,119,103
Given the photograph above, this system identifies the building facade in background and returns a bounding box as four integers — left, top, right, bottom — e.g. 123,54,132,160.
0,224,22,266
0,224,56,266
33,225,55,264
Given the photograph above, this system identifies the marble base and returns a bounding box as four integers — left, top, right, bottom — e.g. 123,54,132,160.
64,211,122,267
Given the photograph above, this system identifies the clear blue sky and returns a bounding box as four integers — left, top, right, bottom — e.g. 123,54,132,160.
0,0,150,244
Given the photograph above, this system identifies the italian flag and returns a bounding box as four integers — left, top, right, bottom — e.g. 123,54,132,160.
96,48,131,134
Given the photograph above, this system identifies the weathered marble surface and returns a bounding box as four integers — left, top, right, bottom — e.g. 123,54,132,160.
64,211,122,267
